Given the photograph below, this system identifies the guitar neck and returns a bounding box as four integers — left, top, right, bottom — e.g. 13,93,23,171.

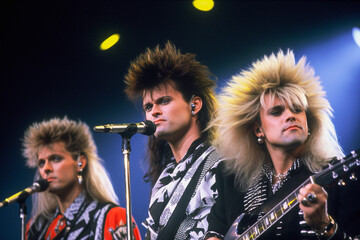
236,149,360,240
237,178,311,240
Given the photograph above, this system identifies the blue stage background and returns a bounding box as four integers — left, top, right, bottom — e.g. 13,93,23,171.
1,1,360,239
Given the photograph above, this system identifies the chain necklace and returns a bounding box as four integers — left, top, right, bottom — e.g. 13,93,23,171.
271,171,289,194
273,172,289,181
263,159,301,194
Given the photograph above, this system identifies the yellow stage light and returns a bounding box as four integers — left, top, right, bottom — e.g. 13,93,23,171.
100,34,120,50
193,0,214,12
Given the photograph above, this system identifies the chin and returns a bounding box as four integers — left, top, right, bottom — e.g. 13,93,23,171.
154,130,171,139
284,138,307,148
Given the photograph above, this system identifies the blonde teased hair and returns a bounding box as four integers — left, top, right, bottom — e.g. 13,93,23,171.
211,50,344,191
22,117,118,219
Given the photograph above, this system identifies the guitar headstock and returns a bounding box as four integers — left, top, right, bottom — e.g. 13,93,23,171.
314,149,360,187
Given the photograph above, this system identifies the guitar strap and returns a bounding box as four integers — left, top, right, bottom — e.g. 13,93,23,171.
157,149,219,240
251,165,312,216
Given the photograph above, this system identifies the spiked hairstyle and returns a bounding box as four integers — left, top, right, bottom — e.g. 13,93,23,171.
124,41,217,184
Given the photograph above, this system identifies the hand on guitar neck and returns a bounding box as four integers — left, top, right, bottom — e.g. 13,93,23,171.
297,182,335,238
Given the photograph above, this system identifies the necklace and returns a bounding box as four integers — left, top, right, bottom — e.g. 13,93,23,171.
273,172,288,181
271,171,289,194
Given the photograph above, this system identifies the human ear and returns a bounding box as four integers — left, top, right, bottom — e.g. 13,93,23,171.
253,123,262,137
77,154,87,171
191,96,203,115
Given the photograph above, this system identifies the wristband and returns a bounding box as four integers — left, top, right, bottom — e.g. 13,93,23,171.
314,215,335,237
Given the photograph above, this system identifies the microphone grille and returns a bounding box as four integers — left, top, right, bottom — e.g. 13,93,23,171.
35,179,49,192
143,120,156,136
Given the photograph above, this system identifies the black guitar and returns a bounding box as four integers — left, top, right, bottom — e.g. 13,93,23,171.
225,149,360,240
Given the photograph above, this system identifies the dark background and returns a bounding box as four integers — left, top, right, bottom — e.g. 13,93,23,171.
1,0,360,239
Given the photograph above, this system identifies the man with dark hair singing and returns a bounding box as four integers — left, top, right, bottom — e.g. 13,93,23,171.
124,41,221,239
205,50,360,239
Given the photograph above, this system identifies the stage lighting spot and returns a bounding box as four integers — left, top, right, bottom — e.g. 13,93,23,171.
100,34,120,50
193,0,214,12
353,27,360,48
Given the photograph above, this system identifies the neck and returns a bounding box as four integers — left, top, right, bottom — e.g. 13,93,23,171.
168,124,201,163
55,185,83,214
266,145,302,175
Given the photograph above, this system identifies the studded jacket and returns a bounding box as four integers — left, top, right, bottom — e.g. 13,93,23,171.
205,160,359,239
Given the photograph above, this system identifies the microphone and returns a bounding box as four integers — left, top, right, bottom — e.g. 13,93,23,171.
0,179,49,208
93,120,156,136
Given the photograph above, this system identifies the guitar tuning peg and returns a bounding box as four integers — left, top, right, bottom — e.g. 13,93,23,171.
329,157,339,165
343,165,349,172
332,171,338,179
350,173,357,181
298,210,304,216
338,179,346,186
356,159,360,166
351,150,357,158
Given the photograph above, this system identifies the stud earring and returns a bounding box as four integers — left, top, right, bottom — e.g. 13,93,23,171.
191,103,195,116
257,136,264,144
77,162,83,185
308,129,311,136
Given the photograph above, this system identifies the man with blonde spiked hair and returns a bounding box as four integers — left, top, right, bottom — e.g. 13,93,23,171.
204,50,359,239
23,117,141,240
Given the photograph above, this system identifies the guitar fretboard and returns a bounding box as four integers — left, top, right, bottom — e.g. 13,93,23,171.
228,149,359,240
237,179,311,240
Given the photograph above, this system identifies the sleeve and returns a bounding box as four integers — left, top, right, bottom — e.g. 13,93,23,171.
205,162,231,239
103,206,142,240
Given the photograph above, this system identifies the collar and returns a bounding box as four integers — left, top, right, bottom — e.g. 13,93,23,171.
54,191,88,223
262,158,302,179
178,137,207,163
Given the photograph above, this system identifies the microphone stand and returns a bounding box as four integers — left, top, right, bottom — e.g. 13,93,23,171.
120,129,136,240
18,196,27,240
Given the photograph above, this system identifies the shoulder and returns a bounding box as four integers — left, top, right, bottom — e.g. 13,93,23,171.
103,206,142,240
203,146,223,166
105,206,127,220
26,213,53,239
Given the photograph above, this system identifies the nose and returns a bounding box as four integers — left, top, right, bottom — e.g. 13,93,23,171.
151,104,162,117
42,160,53,175
284,108,296,122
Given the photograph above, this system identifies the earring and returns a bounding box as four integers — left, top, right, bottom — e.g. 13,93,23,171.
257,136,264,144
308,129,311,136
191,103,195,116
77,162,83,184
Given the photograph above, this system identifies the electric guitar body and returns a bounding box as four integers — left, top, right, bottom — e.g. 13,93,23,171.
225,213,257,240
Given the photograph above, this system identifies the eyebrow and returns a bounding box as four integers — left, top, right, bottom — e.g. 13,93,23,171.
38,153,63,161
143,96,172,106
267,105,284,113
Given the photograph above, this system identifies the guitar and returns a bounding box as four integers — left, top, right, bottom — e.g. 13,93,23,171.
225,149,360,240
